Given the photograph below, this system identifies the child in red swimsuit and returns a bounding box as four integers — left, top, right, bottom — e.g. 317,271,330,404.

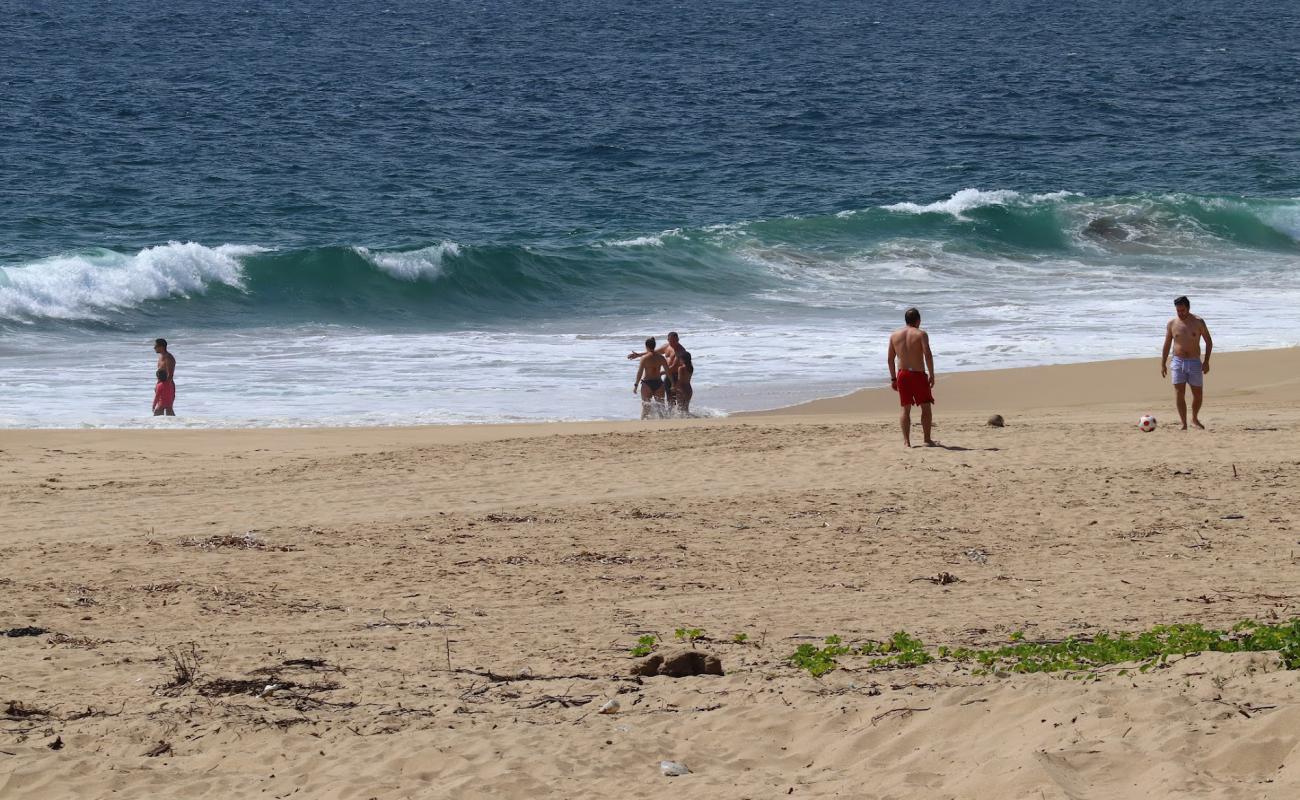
153,368,176,416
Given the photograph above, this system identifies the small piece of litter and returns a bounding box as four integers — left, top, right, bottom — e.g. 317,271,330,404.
660,760,691,777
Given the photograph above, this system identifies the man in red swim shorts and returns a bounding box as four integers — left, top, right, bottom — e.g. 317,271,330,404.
887,307,936,447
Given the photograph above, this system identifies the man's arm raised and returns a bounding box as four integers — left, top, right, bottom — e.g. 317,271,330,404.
626,344,671,360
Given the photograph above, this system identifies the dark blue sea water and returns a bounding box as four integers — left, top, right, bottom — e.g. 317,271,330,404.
2,1,1298,425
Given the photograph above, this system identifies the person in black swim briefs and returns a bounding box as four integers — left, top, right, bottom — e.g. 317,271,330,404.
634,336,670,419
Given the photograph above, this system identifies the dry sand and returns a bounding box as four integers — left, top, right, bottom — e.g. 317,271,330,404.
3,348,1300,799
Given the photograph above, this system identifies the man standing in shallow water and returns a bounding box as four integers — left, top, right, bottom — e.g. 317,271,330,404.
153,338,176,416
1161,296,1212,430
888,307,936,448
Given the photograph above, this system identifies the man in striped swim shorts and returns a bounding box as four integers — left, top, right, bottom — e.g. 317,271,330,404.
1160,296,1213,430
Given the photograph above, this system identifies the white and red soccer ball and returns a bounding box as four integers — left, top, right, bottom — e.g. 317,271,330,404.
1138,414,1157,432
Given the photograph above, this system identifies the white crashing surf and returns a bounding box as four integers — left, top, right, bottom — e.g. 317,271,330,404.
1261,204,1300,242
882,188,1079,219
355,241,461,281
0,242,263,323
601,228,686,248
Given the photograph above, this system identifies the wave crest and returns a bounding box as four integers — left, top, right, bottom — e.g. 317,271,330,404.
2,192,1295,328
0,242,262,323
354,241,461,281
881,188,1080,218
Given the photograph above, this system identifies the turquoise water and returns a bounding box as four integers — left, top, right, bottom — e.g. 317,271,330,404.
2,2,1298,425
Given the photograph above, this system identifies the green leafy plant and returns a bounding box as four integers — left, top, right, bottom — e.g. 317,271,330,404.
789,635,852,677
675,627,705,647
630,634,658,657
788,620,1300,679
732,632,749,644
861,631,934,669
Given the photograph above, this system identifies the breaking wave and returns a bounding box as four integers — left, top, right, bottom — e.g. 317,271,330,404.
2,191,1296,329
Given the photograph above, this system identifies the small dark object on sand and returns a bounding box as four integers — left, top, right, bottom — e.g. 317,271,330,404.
987,415,1004,428
910,572,961,586
4,627,48,638
631,648,724,677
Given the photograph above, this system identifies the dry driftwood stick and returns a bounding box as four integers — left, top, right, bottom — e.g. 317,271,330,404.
871,706,930,725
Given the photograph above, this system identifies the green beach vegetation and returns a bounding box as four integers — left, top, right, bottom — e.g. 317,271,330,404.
789,620,1300,678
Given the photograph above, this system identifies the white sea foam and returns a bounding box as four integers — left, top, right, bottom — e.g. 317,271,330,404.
355,241,461,281
882,188,1080,219
0,242,263,322
1261,205,1300,242
603,228,683,247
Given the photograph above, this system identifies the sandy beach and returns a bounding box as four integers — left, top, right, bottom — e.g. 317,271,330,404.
4,347,1300,799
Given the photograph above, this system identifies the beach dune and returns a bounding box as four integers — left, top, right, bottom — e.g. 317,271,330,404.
3,348,1300,798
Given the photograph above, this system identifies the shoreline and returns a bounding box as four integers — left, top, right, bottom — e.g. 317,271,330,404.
3,346,1297,441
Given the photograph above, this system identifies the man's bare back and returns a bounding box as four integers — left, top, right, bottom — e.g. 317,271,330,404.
889,326,929,372
887,308,936,447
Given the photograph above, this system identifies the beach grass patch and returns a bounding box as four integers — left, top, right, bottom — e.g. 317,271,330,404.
675,627,705,647
789,619,1300,678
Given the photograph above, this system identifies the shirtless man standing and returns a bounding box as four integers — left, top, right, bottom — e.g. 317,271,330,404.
1161,296,1212,430
887,308,936,448
154,338,177,412
634,337,670,419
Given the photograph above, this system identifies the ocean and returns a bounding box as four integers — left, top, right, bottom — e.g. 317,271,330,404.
2,1,1298,427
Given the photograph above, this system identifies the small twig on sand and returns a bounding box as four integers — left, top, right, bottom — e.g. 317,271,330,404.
450,668,602,683
445,637,453,673
909,573,960,585
524,694,595,709
871,707,930,725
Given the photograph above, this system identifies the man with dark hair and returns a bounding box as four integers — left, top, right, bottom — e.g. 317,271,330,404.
1161,296,1212,429
888,307,936,447
153,338,177,415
